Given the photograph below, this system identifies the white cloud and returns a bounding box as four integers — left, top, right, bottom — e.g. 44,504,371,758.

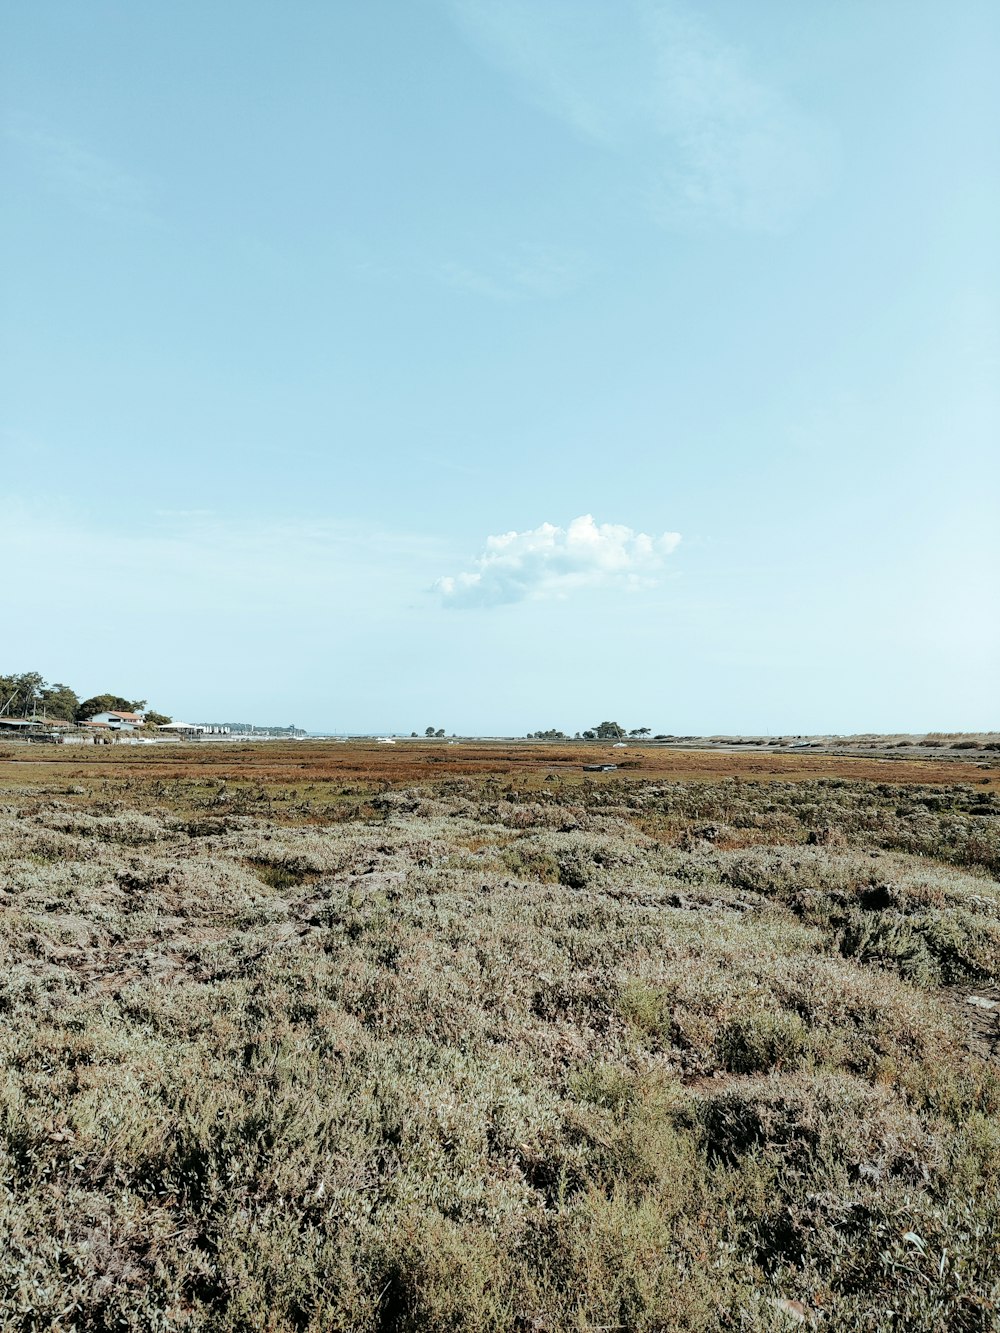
5,117,155,222
447,0,835,232
436,514,681,608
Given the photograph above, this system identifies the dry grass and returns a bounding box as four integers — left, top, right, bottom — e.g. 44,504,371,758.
1,738,997,800
1,749,999,1329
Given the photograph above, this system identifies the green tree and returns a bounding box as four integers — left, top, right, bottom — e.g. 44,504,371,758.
75,694,147,722
592,720,626,739
435,728,445,738
143,711,171,727
0,672,44,717
629,727,651,737
39,683,80,722
425,726,436,737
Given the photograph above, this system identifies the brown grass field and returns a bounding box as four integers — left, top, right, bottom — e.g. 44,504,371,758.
2,739,997,800
2,741,999,1330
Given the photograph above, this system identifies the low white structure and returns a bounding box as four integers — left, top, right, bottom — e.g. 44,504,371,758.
157,721,205,736
87,711,145,731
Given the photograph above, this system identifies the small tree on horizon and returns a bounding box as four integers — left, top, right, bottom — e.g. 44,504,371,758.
592,721,626,740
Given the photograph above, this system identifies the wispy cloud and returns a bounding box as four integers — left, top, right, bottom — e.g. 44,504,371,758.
436,514,681,608
0,504,445,619
5,117,155,222
447,0,835,231
439,244,587,301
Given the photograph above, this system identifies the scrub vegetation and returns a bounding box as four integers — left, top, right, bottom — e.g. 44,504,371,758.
2,745,999,1330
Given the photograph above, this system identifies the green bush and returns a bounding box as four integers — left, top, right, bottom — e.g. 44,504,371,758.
715,1011,812,1074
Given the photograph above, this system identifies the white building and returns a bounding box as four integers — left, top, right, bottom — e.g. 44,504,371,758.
85,711,145,731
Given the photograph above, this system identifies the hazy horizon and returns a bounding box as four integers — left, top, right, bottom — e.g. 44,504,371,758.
3,2,997,733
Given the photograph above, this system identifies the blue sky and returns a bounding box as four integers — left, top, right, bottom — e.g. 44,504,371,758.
2,1,997,733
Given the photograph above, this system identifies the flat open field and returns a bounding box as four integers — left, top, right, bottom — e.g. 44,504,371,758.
2,744,1000,1329
2,739,998,800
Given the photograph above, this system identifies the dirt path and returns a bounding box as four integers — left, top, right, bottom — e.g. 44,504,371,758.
946,985,1000,1062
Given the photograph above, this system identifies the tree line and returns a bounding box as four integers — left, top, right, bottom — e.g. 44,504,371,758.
0,672,171,726
527,721,654,740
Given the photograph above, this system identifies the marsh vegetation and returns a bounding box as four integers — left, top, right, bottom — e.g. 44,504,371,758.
1,748,999,1329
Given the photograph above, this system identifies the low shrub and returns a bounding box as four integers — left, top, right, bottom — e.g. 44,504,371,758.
714,1011,813,1074
1,767,998,1329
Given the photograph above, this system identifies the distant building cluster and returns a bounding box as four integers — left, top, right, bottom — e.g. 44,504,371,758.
161,722,232,736
0,711,298,744
0,671,309,743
